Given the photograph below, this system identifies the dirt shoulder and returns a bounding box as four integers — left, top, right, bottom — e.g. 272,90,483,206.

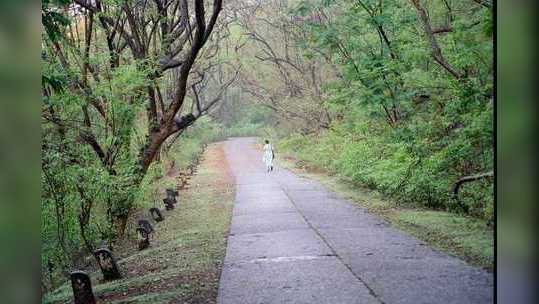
44,142,235,304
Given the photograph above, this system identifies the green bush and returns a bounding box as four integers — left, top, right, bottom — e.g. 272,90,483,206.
278,120,493,220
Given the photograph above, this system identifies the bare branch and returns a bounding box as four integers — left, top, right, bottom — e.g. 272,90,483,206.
410,0,464,79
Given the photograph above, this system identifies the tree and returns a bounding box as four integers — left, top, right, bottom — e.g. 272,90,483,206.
231,0,338,132
41,0,235,276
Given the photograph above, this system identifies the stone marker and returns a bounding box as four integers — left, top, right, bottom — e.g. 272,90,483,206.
99,240,113,251
165,188,178,205
136,227,150,250
149,207,164,222
137,219,154,234
94,248,122,280
70,271,96,304
163,198,175,210
166,188,179,198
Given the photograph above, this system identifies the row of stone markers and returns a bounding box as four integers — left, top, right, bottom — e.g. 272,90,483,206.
70,188,180,304
177,144,206,190
178,160,198,189
136,189,178,249
69,144,208,303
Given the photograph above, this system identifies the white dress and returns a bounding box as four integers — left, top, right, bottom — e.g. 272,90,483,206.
263,144,274,170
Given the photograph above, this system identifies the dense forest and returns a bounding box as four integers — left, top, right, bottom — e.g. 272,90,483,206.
42,0,493,293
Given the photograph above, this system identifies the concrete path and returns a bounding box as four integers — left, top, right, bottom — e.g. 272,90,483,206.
218,137,492,304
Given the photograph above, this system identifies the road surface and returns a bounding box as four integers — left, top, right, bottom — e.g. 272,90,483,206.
217,137,492,304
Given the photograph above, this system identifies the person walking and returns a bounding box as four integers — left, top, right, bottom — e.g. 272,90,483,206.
263,139,274,172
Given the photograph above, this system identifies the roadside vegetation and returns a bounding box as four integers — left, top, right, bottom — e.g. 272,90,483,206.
231,0,493,222
42,117,225,291
44,141,234,303
41,0,234,294
41,0,493,298
232,0,493,269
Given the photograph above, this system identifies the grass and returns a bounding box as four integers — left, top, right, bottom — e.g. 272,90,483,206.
277,154,494,271
392,210,493,268
43,142,235,303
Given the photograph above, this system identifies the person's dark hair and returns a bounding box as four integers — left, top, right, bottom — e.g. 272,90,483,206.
265,139,269,144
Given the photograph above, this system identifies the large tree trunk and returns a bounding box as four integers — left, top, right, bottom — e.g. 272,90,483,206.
139,129,171,175
115,215,129,240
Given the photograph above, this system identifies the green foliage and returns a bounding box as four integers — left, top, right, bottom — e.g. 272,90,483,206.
42,115,223,289
42,40,158,288
41,0,235,294
44,142,234,303
136,117,224,208
276,0,493,219
222,102,273,137
42,0,71,42
170,117,225,167
280,113,493,219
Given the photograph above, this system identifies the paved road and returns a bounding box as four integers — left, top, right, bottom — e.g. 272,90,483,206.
217,137,492,304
